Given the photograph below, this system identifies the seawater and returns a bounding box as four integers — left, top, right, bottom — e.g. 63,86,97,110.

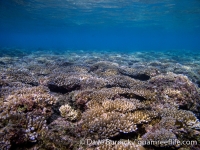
0,0,200,51
0,1,200,150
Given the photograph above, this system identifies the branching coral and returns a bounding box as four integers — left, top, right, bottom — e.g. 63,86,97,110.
25,115,48,142
81,110,138,138
106,75,142,88
0,86,56,149
148,72,200,111
89,61,120,76
39,117,79,150
142,128,177,147
47,73,81,93
160,108,200,129
142,108,200,148
80,98,154,139
101,98,144,113
0,112,48,149
47,73,108,93
0,86,57,119
59,104,80,121
73,87,155,109
6,70,39,86
1,51,200,150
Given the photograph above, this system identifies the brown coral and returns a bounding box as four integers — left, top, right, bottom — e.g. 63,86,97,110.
59,104,80,121
0,86,57,118
142,128,177,147
0,50,200,150
148,72,200,111
73,87,155,110
160,108,200,129
80,98,154,139
0,112,48,149
101,98,143,113
6,70,39,86
47,73,108,93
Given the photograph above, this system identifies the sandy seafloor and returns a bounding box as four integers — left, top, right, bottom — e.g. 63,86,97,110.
0,48,200,150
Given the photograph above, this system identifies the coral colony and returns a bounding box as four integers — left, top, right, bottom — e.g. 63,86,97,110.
0,49,200,150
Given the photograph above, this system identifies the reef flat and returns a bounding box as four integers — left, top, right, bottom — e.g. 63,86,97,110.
0,48,200,150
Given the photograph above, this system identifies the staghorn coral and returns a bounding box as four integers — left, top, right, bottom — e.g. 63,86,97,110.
159,117,177,130
24,115,48,143
66,65,90,73
0,85,56,149
34,56,55,65
118,66,157,81
89,60,159,80
102,68,120,76
26,64,54,76
0,56,19,65
59,104,80,121
80,76,108,90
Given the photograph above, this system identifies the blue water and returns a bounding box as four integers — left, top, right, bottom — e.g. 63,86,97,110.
0,0,200,51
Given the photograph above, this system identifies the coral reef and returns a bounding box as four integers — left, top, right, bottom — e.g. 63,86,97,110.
0,86,57,149
59,104,80,121
47,72,107,93
0,49,200,149
160,108,200,129
6,70,39,86
142,128,177,147
141,108,200,148
78,97,155,139
73,87,155,109
0,112,48,149
147,72,200,111
38,117,78,150
0,86,57,118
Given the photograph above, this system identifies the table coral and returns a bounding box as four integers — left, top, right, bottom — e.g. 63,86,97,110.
79,98,154,139
0,86,57,118
148,72,200,111
160,108,200,129
142,128,177,147
6,70,39,86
